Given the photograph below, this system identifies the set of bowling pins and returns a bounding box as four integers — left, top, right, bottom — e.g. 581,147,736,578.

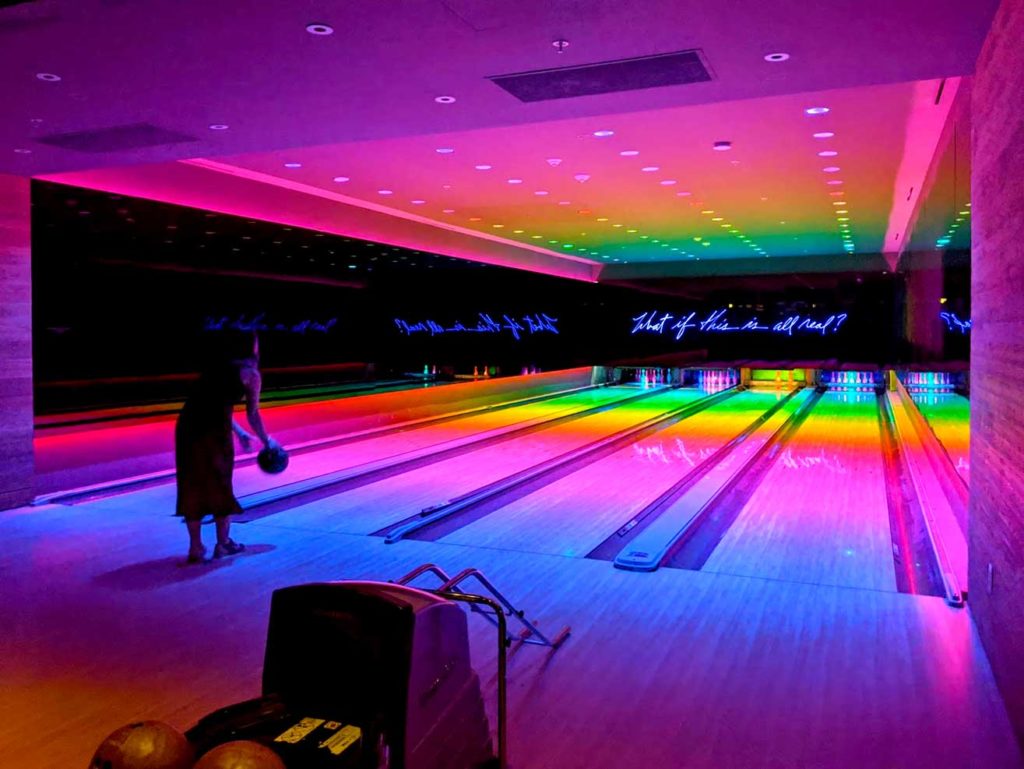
697,369,737,390
906,371,954,387
634,368,669,387
832,371,874,386
422,364,438,377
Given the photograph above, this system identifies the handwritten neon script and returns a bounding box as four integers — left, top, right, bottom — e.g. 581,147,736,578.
940,312,972,334
204,314,338,335
630,309,848,340
394,313,559,341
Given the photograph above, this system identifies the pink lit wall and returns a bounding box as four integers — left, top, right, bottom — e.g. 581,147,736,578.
969,0,1024,745
0,174,33,508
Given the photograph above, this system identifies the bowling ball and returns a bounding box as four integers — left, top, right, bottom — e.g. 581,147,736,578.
89,720,193,769
194,741,286,769
256,446,289,474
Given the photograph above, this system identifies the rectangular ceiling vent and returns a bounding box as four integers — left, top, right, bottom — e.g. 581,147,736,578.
489,49,711,103
36,123,198,153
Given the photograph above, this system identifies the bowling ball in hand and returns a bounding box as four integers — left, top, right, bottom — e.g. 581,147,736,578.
90,720,193,769
256,445,289,474
194,740,286,769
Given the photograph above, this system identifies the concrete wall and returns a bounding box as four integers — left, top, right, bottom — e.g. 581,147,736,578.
0,174,33,509
970,0,1024,745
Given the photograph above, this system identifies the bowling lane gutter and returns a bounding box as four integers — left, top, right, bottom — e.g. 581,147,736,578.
38,381,608,506
585,387,804,566
656,387,825,571
234,385,676,522
375,387,742,543
876,392,947,599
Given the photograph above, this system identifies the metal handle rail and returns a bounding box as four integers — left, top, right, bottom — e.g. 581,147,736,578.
435,591,509,769
395,564,571,651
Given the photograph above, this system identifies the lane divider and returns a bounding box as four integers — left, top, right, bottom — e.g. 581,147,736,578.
376,387,741,544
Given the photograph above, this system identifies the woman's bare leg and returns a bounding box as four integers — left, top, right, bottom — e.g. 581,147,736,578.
215,516,231,546
186,519,205,560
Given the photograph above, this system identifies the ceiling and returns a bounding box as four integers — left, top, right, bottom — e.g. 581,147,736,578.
4,0,995,278
220,80,935,264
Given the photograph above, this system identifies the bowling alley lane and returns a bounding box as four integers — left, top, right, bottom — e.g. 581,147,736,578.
68,384,646,513
700,391,897,592
252,387,708,534
910,391,970,486
436,389,793,557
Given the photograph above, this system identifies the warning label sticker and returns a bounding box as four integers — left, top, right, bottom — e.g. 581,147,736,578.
275,718,325,744
320,725,362,756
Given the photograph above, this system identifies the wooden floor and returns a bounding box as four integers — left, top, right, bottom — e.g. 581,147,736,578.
2,494,1021,768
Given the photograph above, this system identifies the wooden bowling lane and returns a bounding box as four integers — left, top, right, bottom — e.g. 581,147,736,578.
245,388,706,535
699,391,898,593
436,390,791,557
68,385,641,514
910,391,971,485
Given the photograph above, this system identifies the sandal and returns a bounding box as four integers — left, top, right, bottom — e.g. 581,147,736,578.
187,545,207,564
214,539,246,559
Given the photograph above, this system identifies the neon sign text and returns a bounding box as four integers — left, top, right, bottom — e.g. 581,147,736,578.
204,313,338,335
940,312,972,334
394,312,559,341
631,309,848,341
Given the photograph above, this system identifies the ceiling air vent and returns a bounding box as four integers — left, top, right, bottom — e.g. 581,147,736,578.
36,123,198,153
490,49,711,103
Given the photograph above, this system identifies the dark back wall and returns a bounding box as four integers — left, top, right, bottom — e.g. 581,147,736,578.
32,182,964,411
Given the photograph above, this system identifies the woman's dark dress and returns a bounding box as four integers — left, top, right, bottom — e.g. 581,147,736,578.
175,362,247,520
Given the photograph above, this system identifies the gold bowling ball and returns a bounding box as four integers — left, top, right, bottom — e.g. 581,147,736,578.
89,720,193,769
194,741,286,769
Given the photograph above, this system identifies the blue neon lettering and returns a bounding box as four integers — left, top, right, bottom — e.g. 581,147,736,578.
205,314,338,334
635,308,849,339
394,312,559,340
940,312,971,334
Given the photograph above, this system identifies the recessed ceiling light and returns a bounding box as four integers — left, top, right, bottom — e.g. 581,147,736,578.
507,178,523,184
713,141,733,151
764,52,790,62
612,224,623,228
823,166,841,173
492,224,504,228
208,124,230,131
813,131,835,139
36,72,61,82
378,189,393,195
332,176,350,183
474,164,492,170
435,147,455,154
641,166,659,172
306,22,334,35
818,150,838,157
574,173,591,183
593,130,615,137
830,191,844,196
442,208,455,214
627,229,638,233
534,190,549,196
660,180,677,186
13,148,31,154
469,217,482,222
619,150,640,157
712,217,724,221
676,191,692,197
827,180,843,185
284,162,302,168
597,217,608,222
558,200,571,205
513,229,524,233
411,199,426,205
434,95,456,104
805,107,830,115
546,157,563,166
